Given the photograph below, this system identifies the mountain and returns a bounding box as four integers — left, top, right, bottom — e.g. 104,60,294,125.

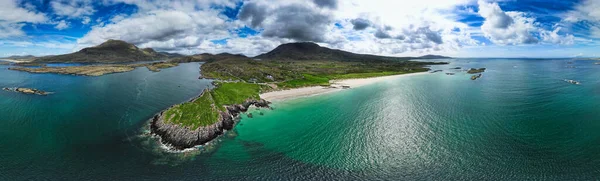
416,55,452,59
169,53,248,63
34,40,167,63
254,42,415,62
159,52,185,58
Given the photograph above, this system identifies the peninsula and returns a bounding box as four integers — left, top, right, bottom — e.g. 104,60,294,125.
4,39,448,150
150,42,448,150
9,62,178,76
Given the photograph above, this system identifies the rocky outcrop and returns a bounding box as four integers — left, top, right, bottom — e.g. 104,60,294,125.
150,98,270,150
3,87,49,95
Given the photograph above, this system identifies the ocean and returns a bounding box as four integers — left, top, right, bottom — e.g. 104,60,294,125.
1,59,600,180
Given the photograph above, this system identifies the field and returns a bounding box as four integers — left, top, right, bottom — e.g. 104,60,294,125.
163,82,270,129
200,59,435,88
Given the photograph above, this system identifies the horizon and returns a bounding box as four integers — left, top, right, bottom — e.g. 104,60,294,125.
1,0,599,58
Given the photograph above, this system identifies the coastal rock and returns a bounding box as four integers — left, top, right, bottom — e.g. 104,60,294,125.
150,97,270,150
3,87,49,95
467,68,486,74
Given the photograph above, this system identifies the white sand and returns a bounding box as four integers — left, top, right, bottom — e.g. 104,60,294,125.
0,59,31,63
260,72,429,101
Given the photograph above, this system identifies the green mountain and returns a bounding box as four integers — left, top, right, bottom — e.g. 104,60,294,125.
34,40,167,63
254,42,451,61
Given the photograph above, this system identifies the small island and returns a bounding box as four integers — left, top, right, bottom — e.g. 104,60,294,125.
3,87,50,95
467,68,486,74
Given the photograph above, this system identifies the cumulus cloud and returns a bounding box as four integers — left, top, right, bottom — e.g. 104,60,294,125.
55,20,70,30
350,18,370,30
478,0,572,45
51,0,95,19
238,2,267,27
0,0,48,38
313,0,338,9
478,0,537,44
239,1,334,42
77,9,232,51
562,0,600,39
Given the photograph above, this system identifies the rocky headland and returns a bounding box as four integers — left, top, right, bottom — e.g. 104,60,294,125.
150,91,270,150
3,87,50,95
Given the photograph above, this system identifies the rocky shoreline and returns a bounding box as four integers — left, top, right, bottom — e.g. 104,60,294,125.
3,87,50,95
150,92,270,150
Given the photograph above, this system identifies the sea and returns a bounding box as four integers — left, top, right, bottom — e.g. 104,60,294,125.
1,59,600,180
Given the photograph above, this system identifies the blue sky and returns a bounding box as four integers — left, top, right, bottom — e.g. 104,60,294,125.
0,0,599,58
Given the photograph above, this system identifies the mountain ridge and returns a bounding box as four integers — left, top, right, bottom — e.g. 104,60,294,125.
34,40,168,63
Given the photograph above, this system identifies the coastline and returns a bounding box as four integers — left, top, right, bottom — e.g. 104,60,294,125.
0,59,32,63
260,72,429,102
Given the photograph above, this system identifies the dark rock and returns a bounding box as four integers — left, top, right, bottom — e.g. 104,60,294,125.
247,113,254,118
150,95,271,150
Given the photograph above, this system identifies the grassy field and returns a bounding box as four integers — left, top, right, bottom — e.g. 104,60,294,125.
277,74,330,88
163,82,270,129
200,59,433,86
212,82,265,110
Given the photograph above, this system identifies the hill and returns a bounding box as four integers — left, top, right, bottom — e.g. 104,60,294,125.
34,40,167,63
169,53,248,63
416,55,452,59
254,42,451,62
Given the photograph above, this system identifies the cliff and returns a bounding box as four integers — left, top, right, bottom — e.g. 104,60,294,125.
150,94,270,150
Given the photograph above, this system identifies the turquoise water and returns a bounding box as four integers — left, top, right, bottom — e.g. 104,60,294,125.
1,59,600,180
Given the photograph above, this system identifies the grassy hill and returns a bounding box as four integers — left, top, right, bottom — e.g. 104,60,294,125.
34,40,168,63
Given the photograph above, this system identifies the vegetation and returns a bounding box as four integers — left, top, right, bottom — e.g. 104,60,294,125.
160,42,446,130
34,40,168,63
163,82,270,129
163,91,220,129
467,68,486,74
9,61,178,76
278,74,330,88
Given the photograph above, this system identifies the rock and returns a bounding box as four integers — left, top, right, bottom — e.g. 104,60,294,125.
259,112,264,116
467,68,486,74
471,74,482,80
4,87,49,95
247,113,254,118
150,96,271,150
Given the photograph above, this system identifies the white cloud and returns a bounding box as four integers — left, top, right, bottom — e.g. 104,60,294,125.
0,0,48,38
82,17,91,24
77,9,233,50
50,0,95,19
478,0,573,45
55,20,70,30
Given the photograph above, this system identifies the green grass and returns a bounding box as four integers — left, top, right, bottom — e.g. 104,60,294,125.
277,74,330,88
326,71,409,80
212,82,264,110
162,82,268,129
163,91,219,130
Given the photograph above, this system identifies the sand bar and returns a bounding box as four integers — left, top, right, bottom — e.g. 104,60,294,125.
260,72,429,102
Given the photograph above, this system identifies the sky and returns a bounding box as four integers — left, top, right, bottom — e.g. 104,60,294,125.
0,0,599,58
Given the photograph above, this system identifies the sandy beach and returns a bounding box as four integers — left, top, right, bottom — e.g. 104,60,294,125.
260,72,429,101
0,59,31,63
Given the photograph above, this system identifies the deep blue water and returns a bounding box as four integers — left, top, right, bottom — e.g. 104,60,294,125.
1,59,600,180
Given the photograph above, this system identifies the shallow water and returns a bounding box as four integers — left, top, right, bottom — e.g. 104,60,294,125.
1,59,600,180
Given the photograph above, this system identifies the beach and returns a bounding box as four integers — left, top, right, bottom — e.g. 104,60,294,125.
0,59,32,63
260,72,429,101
